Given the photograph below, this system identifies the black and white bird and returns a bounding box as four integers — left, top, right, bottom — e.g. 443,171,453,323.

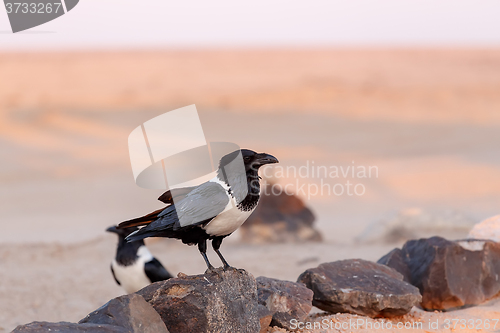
106,225,173,293
117,149,278,272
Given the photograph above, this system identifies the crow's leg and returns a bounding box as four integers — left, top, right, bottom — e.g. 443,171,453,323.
198,239,215,272
212,237,232,270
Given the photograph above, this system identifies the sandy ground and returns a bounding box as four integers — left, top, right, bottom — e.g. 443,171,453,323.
281,301,500,333
1,49,500,331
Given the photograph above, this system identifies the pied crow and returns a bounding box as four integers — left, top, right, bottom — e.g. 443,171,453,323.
117,149,278,272
106,225,173,293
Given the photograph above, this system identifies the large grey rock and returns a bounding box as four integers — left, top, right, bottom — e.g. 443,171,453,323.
378,236,500,310
137,268,260,333
12,321,127,333
256,276,313,330
240,183,322,243
297,259,421,318
79,294,168,333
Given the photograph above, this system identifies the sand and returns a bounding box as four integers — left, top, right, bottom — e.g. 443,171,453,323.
1,49,500,331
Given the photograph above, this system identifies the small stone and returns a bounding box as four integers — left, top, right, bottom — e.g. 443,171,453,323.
12,321,127,333
79,294,168,333
257,277,313,330
297,259,421,317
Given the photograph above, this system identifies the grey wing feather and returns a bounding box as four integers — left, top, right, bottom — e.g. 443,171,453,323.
144,181,229,232
172,181,229,228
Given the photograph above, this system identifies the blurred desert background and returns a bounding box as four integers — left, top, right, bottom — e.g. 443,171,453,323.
1,49,500,244
1,48,500,331
2,0,500,331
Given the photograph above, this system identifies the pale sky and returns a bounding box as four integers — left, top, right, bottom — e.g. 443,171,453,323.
1,0,500,50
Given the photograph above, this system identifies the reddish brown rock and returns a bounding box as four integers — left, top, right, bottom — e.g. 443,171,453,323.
241,183,321,243
257,304,273,333
257,277,313,330
378,236,500,310
298,259,421,318
137,267,260,333
377,248,411,282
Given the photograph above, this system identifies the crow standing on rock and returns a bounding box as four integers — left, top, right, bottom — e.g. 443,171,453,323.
118,149,278,272
106,225,173,293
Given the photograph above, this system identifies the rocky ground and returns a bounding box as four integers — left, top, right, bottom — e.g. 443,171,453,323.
4,234,500,332
0,237,397,332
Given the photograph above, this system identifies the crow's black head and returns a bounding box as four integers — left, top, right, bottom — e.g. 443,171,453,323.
106,225,138,239
218,149,278,173
240,149,279,172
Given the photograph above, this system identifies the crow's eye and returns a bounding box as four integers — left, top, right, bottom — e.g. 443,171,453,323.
244,156,251,162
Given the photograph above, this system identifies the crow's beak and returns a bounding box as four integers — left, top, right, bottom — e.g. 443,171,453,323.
256,153,279,165
106,225,119,233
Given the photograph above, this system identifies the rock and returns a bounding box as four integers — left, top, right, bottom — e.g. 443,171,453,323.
240,182,322,243
137,267,260,333
356,208,477,244
378,236,500,310
297,259,421,317
257,304,273,333
256,277,313,330
12,294,167,333
12,321,127,333
468,215,500,242
79,294,168,333
377,248,411,282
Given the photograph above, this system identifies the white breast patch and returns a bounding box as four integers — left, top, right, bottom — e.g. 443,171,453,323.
200,176,257,237
202,196,256,237
112,246,154,294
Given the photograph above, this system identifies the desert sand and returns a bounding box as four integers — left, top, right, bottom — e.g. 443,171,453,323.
1,49,500,331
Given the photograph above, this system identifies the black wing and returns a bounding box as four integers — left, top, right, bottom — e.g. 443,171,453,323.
110,264,120,286
144,258,173,283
